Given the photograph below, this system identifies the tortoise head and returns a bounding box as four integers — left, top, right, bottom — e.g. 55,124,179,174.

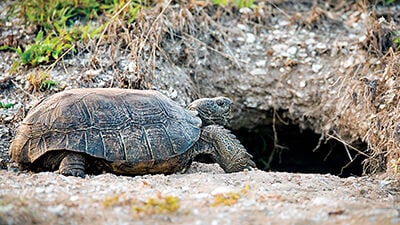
187,97,232,126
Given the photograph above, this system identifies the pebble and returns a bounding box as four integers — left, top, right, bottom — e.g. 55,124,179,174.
299,80,306,88
237,24,247,31
47,205,64,216
250,68,267,76
312,63,323,73
343,57,354,68
287,46,298,56
315,43,327,50
255,60,266,68
246,33,256,43
70,195,79,201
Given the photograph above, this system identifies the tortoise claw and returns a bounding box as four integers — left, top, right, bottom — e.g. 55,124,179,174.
248,159,256,169
59,153,86,178
60,169,86,178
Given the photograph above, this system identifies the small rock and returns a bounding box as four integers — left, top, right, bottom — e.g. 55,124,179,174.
287,46,298,56
70,195,79,201
238,83,251,91
244,97,258,108
343,57,354,68
193,193,209,200
298,49,308,58
299,80,307,88
250,68,267,76
236,36,245,42
239,8,252,14
255,60,266,68
168,87,178,99
47,205,64,216
35,187,45,193
0,158,6,169
305,38,317,45
246,33,256,43
211,186,236,195
128,61,136,72
312,63,323,73
315,43,327,50
237,24,247,31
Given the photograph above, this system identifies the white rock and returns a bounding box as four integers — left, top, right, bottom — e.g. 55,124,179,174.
236,36,245,42
305,38,317,45
47,205,64,215
237,24,247,31
299,80,307,88
128,61,136,72
287,46,298,56
250,68,267,76
315,43,327,50
255,60,267,68
246,33,256,43
312,63,323,73
298,49,308,58
211,186,236,195
35,187,45,193
343,57,354,68
70,195,79,201
239,7,252,14
84,69,102,77
238,83,251,90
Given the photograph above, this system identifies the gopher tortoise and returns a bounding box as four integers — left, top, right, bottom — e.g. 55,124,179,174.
10,88,255,177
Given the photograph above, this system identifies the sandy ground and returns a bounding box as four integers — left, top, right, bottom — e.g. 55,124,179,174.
0,162,399,225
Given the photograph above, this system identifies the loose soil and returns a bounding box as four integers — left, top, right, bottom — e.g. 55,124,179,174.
1,163,399,225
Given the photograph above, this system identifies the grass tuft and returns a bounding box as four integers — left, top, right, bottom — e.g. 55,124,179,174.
26,72,58,92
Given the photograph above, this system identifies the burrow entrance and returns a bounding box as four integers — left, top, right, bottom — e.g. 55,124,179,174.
233,123,368,178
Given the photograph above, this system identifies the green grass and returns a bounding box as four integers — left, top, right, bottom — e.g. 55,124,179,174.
26,72,58,91
3,0,148,71
2,0,255,72
212,0,254,8
0,102,15,109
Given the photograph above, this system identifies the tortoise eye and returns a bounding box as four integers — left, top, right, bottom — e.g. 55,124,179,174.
216,99,225,107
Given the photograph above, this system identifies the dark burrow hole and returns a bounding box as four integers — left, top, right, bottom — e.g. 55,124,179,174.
231,124,368,178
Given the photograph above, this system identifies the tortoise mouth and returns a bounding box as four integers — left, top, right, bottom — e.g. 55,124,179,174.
197,110,230,126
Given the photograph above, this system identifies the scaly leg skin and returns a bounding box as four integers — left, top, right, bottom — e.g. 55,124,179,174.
198,125,256,173
59,153,86,178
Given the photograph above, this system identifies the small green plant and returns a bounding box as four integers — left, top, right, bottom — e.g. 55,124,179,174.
13,30,73,67
26,72,58,91
212,0,254,8
5,0,148,70
384,0,395,4
19,0,102,33
394,32,400,50
0,102,15,109
391,158,400,175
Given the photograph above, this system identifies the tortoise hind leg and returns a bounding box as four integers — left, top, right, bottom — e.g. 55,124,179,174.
59,153,86,177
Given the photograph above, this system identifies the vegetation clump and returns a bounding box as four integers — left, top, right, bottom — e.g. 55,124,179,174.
103,193,180,215
26,72,58,91
210,184,250,207
2,0,148,71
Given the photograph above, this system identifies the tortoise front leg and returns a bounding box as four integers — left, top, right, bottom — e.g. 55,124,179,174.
196,125,256,173
59,152,86,177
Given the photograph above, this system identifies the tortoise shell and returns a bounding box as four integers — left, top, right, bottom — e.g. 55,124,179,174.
10,88,202,172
